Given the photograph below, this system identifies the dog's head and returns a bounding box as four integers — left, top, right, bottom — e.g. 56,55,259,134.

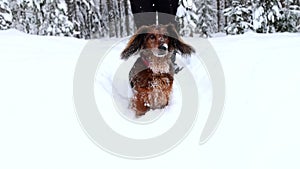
121,24,195,59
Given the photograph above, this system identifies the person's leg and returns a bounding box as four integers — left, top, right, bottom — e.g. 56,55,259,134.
156,0,179,26
129,0,156,28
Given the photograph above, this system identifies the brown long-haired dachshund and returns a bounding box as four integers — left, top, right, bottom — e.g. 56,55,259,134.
121,24,195,116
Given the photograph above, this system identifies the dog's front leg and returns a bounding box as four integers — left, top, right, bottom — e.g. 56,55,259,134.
131,92,150,116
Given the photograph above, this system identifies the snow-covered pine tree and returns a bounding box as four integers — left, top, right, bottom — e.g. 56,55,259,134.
176,0,198,37
12,0,31,33
195,0,218,37
223,0,252,35
65,0,133,38
18,0,44,35
66,0,90,38
7,0,72,36
30,1,43,35
98,0,129,38
39,0,73,36
0,0,12,30
7,0,18,28
10,0,40,34
217,0,226,32
276,0,300,32
84,0,102,38
253,0,282,33
290,3,300,31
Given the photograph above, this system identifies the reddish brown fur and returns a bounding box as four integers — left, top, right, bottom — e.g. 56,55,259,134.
131,69,173,116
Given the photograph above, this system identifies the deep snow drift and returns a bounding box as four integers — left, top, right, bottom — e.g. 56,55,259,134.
0,29,300,169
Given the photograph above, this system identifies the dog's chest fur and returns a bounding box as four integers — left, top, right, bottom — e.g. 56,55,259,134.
148,55,171,74
129,51,174,84
141,50,173,74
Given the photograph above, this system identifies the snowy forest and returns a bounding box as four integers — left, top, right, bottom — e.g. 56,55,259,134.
0,0,300,38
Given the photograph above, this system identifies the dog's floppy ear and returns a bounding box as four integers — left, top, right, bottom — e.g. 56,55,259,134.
167,24,195,57
121,26,149,59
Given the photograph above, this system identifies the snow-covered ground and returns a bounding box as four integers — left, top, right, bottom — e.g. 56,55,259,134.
93,36,212,139
0,29,300,168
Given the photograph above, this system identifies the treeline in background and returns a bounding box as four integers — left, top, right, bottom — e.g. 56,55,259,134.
0,0,299,38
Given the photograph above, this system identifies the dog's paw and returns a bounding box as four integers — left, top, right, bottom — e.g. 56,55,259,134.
135,110,147,117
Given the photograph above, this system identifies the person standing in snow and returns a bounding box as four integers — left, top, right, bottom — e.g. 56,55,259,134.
129,0,179,28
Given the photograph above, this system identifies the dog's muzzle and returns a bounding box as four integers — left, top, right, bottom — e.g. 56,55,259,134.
158,43,168,51
153,43,168,57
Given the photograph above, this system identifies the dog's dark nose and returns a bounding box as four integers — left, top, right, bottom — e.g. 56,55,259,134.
158,44,168,51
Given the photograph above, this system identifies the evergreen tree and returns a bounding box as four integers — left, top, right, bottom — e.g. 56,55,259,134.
15,0,31,33
30,1,43,35
39,0,74,36
2,0,299,38
195,0,218,37
224,0,252,34
0,0,12,30
65,0,133,38
276,0,300,32
217,0,226,32
66,0,90,38
176,0,198,37
253,0,282,33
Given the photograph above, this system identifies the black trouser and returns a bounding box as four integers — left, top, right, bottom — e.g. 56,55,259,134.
129,0,179,28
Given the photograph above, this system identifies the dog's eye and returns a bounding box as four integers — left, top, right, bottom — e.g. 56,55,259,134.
149,34,155,40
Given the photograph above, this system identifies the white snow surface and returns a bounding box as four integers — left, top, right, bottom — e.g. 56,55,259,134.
1,29,300,168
